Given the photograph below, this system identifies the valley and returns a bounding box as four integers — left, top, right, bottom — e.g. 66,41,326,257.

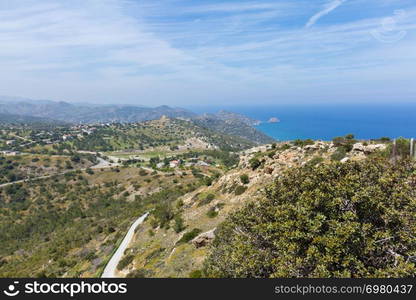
0,108,415,278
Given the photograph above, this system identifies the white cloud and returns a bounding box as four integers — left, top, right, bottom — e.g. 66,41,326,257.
305,0,347,28
0,0,415,105
181,2,291,13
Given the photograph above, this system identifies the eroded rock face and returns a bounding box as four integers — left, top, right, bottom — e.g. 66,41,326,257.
304,141,327,151
353,143,365,152
352,143,387,154
192,229,216,248
364,144,387,153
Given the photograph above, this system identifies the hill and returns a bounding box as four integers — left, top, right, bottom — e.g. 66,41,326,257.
193,111,274,145
0,97,274,146
0,98,196,124
56,117,258,153
0,113,67,127
1,133,411,278
107,138,404,278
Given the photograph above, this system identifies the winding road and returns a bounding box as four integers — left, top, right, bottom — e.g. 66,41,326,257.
101,212,149,278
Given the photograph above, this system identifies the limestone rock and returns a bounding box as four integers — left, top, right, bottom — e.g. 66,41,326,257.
364,144,387,154
192,229,216,248
352,143,365,152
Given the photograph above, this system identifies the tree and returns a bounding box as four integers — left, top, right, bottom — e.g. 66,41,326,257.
204,158,416,278
173,215,186,233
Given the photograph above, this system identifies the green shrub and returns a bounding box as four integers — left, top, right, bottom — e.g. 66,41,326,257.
189,270,203,278
126,269,147,278
173,215,186,233
278,144,291,151
306,156,324,167
203,177,213,186
234,185,247,196
117,254,134,270
198,193,215,207
293,139,314,147
204,158,416,278
331,147,347,161
249,158,261,170
153,202,174,229
177,228,202,245
240,174,250,185
332,134,356,152
206,207,218,218
139,169,148,176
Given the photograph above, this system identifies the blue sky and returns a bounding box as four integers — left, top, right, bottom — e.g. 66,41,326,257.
0,0,415,106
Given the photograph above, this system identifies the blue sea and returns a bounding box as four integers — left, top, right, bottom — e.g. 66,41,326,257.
189,104,416,141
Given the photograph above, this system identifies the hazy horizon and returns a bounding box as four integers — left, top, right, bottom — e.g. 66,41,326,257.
0,0,415,106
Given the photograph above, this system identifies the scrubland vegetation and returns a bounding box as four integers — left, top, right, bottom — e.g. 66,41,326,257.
1,116,415,279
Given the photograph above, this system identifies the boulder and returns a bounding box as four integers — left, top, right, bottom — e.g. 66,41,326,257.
191,229,216,248
340,157,350,163
352,143,365,152
363,144,387,154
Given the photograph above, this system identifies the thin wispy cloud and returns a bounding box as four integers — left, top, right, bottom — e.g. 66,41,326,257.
0,0,415,105
305,0,347,28
181,2,291,13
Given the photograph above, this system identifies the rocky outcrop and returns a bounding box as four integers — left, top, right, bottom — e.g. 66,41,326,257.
304,141,328,151
352,143,387,154
363,144,387,153
352,143,365,152
192,229,216,248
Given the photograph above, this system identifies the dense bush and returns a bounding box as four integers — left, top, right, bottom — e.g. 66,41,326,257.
249,158,261,170
126,269,147,278
240,174,250,185
189,270,203,278
117,254,134,271
152,202,174,229
332,134,356,152
204,158,416,278
234,185,247,196
305,156,324,167
331,147,347,161
198,193,215,207
177,228,202,245
293,139,314,148
206,207,218,218
173,215,186,233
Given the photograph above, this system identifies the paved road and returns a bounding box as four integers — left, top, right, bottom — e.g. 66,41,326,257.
101,212,149,278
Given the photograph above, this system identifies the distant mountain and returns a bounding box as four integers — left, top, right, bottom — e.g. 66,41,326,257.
0,97,275,145
0,97,196,124
0,113,67,127
215,110,260,126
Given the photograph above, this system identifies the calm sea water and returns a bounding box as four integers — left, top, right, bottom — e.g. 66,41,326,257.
189,104,416,141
